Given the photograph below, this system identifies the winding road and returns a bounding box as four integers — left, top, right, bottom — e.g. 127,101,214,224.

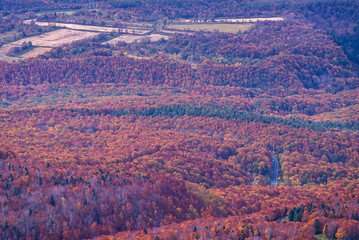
271,155,278,186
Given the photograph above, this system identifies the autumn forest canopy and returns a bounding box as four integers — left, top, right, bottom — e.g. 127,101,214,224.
0,0,359,239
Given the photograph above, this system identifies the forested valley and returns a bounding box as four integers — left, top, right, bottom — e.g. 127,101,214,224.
0,0,359,239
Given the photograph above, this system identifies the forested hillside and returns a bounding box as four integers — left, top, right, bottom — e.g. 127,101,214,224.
0,0,358,239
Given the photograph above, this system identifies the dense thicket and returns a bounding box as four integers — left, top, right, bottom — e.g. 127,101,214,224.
0,53,353,90
1,0,359,239
1,108,358,239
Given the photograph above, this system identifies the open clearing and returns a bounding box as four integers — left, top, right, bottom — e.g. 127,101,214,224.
167,23,253,33
21,47,52,58
159,30,194,35
24,20,150,35
10,29,100,47
0,44,19,62
175,16,284,23
0,29,100,61
214,17,284,22
105,34,169,44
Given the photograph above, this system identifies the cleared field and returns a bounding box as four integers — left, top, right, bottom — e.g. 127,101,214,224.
105,35,143,44
0,44,19,62
24,20,151,35
160,30,193,35
33,21,122,32
145,34,170,42
167,23,253,33
0,29,100,61
21,47,52,59
125,54,152,60
11,29,100,47
175,17,284,23
105,34,169,44
215,17,284,22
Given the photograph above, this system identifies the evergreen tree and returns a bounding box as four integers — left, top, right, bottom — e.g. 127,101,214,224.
50,195,56,206
314,218,321,234
288,207,296,221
